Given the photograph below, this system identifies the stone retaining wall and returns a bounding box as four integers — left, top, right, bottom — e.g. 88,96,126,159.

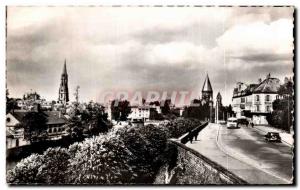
154,139,247,184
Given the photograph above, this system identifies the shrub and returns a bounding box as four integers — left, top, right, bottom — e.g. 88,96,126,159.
38,147,70,184
8,118,201,184
7,147,70,184
7,154,43,184
66,133,137,184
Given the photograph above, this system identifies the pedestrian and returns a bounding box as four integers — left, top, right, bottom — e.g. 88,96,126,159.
194,132,199,141
189,136,193,144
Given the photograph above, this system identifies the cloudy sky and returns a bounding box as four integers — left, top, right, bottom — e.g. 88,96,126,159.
7,6,294,105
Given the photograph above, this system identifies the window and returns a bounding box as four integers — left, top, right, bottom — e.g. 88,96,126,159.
240,104,245,109
256,95,260,102
265,95,270,102
266,106,270,112
256,105,260,112
241,97,245,103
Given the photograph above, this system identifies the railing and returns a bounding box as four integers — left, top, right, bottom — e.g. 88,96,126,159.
179,122,209,144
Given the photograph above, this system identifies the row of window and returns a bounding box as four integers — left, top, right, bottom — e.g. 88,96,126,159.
255,95,271,102
48,127,65,133
240,95,275,103
255,105,271,112
239,104,271,112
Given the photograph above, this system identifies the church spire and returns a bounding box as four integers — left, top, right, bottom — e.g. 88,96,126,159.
58,59,69,104
202,74,213,92
63,59,67,75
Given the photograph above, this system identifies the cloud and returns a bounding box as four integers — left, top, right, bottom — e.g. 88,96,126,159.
6,6,294,105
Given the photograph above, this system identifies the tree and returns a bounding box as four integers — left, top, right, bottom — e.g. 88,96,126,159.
8,118,203,184
6,89,19,113
7,148,71,184
67,134,136,184
86,103,110,135
111,100,131,121
21,111,48,143
7,154,44,184
267,80,293,132
161,99,171,115
66,115,84,140
38,148,70,184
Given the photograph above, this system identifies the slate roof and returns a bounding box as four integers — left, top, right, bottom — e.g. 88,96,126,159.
10,110,67,125
232,77,281,98
253,78,281,94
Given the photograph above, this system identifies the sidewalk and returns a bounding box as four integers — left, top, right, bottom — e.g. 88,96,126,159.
185,123,289,184
253,125,294,147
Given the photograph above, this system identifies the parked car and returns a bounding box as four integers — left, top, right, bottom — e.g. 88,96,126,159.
237,118,249,126
227,117,238,129
264,132,281,142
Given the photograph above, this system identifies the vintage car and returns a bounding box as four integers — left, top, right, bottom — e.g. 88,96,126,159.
264,132,282,142
227,117,238,129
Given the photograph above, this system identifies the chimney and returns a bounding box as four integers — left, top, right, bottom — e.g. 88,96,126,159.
266,73,271,79
258,78,262,83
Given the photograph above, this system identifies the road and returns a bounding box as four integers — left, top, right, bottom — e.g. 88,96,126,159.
185,123,293,184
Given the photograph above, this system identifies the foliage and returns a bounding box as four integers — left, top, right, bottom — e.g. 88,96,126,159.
7,154,43,184
7,148,70,184
37,148,71,184
8,118,201,184
66,102,111,140
161,99,171,115
21,111,48,143
111,100,131,121
182,99,210,120
267,81,293,132
67,133,136,184
6,89,20,113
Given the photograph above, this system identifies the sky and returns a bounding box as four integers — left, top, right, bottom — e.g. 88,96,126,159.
6,6,294,106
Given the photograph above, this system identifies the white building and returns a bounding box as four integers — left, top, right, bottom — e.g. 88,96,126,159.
232,74,281,125
128,105,151,122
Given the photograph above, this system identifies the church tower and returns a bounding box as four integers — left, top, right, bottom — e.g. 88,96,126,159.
202,74,213,103
58,60,69,104
201,74,214,122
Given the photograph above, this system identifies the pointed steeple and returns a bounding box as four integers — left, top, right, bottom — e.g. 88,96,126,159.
202,74,213,92
62,59,67,75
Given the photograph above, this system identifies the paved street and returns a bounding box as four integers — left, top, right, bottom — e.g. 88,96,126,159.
185,123,293,184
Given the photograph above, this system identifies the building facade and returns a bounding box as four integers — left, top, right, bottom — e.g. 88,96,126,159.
232,74,281,125
58,60,69,104
6,109,68,149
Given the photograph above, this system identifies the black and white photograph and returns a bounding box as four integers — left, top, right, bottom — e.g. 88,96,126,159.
5,6,294,185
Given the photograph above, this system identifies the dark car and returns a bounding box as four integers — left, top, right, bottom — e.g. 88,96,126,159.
237,118,249,127
264,132,281,142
